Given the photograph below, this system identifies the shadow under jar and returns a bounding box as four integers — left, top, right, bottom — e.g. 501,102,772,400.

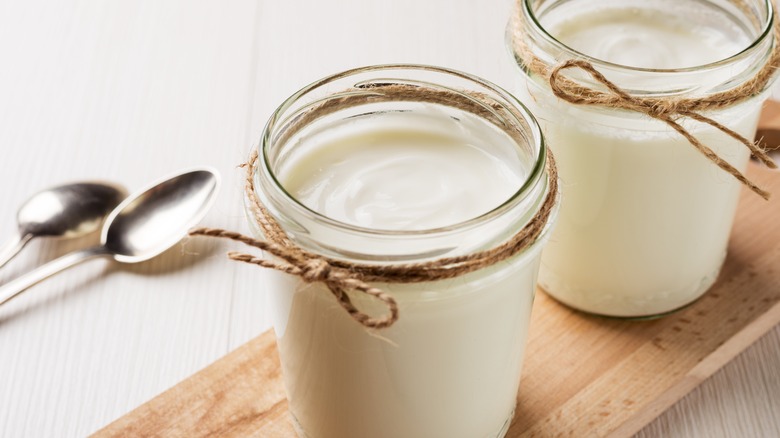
508,0,778,318
247,65,558,438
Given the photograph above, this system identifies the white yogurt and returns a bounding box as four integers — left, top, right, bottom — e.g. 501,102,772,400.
266,253,541,438
549,8,746,69
283,127,523,230
513,3,765,316
261,108,552,438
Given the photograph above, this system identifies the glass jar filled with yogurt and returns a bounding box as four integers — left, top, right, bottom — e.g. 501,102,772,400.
247,65,558,438
508,0,777,317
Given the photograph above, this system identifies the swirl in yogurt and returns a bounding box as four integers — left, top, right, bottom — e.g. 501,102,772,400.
281,115,525,231
549,7,749,69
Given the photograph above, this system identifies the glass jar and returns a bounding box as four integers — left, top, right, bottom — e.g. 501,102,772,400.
507,0,777,317
247,65,558,438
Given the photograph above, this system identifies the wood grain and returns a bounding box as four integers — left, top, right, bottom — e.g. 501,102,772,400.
756,100,780,152
96,331,289,438
93,164,780,438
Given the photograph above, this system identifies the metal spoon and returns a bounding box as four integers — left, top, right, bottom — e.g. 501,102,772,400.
0,182,127,269
0,168,220,306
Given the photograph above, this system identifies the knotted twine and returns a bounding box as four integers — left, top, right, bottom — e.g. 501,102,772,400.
510,0,780,200
189,82,559,329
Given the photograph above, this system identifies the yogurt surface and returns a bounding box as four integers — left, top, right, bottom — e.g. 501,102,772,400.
281,112,526,230
548,7,749,69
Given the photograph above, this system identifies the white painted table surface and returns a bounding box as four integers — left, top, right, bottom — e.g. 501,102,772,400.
0,1,777,437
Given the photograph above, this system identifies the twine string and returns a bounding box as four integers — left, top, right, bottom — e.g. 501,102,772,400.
549,60,774,200
188,84,559,329
188,227,400,329
512,0,780,200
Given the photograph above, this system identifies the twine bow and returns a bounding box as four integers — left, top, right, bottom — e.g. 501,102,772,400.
549,60,776,200
511,0,780,200
188,227,400,329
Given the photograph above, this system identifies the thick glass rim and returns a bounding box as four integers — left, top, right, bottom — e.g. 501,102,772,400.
521,0,774,74
256,64,548,237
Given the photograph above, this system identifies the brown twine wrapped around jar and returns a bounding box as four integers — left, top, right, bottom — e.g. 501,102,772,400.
189,83,559,329
510,0,780,200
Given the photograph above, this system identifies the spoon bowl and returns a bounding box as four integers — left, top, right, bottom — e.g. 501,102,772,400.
0,168,220,307
103,170,220,263
0,182,127,268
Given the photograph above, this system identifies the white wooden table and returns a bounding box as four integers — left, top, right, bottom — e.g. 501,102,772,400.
0,1,777,436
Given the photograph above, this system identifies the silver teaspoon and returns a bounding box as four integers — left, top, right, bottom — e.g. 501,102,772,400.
0,168,220,306
0,182,127,269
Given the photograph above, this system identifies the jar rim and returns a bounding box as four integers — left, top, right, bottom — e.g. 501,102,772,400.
520,0,774,74
255,64,550,239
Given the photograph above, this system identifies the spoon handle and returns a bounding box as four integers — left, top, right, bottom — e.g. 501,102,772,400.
0,232,32,269
0,246,109,306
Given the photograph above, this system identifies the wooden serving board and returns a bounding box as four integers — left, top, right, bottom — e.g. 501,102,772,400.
94,163,780,438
